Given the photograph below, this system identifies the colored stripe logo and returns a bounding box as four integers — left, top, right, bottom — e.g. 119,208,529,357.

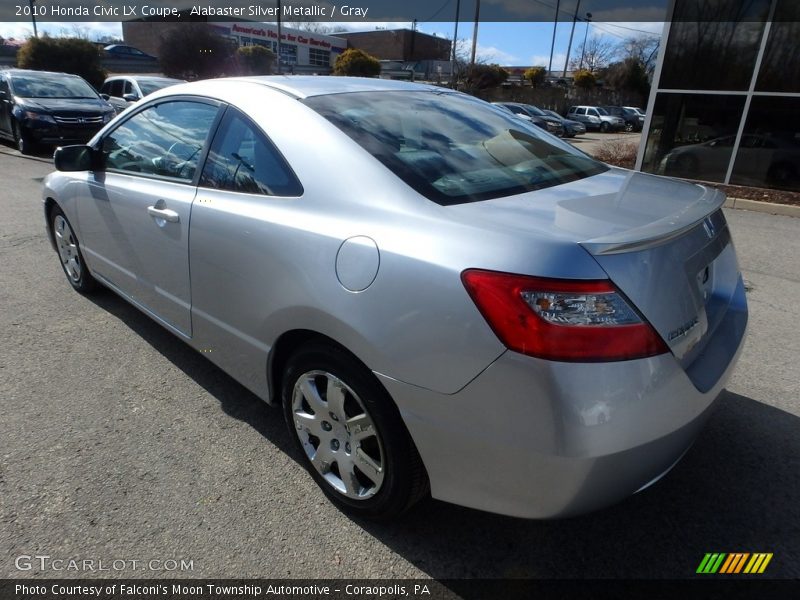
697,553,773,574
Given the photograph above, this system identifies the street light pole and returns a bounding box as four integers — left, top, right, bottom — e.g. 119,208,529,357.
562,0,581,78
547,0,560,75
276,0,282,75
451,0,461,88
469,0,480,66
579,13,592,71
29,0,38,38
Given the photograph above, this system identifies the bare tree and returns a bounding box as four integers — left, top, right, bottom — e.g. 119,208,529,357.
297,23,339,35
569,35,618,73
619,35,660,78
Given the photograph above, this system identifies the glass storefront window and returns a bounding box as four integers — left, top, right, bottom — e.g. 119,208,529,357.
279,44,298,65
641,92,746,182
659,0,770,91
309,48,331,67
756,0,800,93
730,96,800,191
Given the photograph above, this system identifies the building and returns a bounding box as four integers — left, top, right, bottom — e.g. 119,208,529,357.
636,0,800,192
122,20,347,72
332,29,451,62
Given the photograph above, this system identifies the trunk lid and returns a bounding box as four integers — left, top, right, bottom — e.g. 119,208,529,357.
447,168,747,389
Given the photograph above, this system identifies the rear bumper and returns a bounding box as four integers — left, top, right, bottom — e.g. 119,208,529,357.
378,324,745,519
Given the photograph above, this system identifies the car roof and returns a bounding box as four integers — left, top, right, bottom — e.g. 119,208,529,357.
162,76,451,100
5,68,84,79
104,75,181,82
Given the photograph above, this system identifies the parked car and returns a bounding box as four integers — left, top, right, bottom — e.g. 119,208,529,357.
43,77,747,520
542,109,586,137
602,105,645,132
0,69,115,154
566,105,625,132
624,106,646,117
658,133,800,187
103,44,157,61
101,75,185,113
494,102,565,136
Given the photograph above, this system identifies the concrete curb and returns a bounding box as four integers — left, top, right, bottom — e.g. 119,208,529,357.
724,197,800,218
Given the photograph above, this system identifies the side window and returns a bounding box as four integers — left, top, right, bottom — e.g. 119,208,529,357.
111,80,124,97
576,108,586,115
102,100,218,181
100,81,111,95
589,109,599,116
199,108,303,197
123,80,133,96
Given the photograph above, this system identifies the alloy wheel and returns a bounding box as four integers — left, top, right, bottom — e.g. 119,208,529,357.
291,370,385,500
54,215,82,282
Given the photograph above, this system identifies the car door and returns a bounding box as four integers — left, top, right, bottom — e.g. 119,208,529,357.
0,73,12,137
188,106,304,392
76,98,222,336
573,107,588,124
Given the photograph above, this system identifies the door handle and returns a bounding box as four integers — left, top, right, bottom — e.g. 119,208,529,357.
147,206,180,223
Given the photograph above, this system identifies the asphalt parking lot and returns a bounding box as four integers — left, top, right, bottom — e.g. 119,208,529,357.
0,143,798,584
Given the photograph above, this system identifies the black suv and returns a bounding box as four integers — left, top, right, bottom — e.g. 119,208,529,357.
0,69,115,154
601,106,644,132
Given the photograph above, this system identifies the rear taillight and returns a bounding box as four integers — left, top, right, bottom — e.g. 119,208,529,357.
461,269,668,362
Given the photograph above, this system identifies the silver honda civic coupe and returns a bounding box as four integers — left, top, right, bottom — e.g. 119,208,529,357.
43,77,747,520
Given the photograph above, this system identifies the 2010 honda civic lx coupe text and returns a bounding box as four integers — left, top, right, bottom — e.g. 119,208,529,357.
43,77,747,520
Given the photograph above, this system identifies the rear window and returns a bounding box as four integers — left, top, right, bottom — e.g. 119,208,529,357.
303,91,607,205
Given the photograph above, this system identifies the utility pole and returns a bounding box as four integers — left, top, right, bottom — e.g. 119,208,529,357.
547,0,560,75
579,12,592,71
470,0,480,66
29,0,38,38
562,0,581,78
451,0,461,88
276,0,282,74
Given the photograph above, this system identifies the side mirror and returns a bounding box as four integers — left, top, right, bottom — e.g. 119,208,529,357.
54,145,100,172
122,93,139,102
100,93,110,100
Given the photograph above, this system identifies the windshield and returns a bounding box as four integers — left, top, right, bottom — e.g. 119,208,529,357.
304,91,607,205
524,105,546,117
10,73,97,99
138,79,180,96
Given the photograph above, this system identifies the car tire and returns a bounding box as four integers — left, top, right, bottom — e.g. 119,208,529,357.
50,206,99,294
674,154,698,176
624,122,634,132
600,122,610,133
13,122,34,155
282,342,428,520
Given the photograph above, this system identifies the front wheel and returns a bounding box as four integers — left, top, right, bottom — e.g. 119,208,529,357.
51,206,99,293
282,342,428,520
600,121,610,133
624,122,634,132
13,122,34,155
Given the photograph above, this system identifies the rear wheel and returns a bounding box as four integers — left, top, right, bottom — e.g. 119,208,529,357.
51,206,99,293
282,342,428,520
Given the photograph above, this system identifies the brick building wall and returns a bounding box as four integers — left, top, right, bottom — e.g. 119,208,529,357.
333,30,451,61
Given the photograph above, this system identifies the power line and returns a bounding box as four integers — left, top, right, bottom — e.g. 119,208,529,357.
420,0,454,23
595,21,661,36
